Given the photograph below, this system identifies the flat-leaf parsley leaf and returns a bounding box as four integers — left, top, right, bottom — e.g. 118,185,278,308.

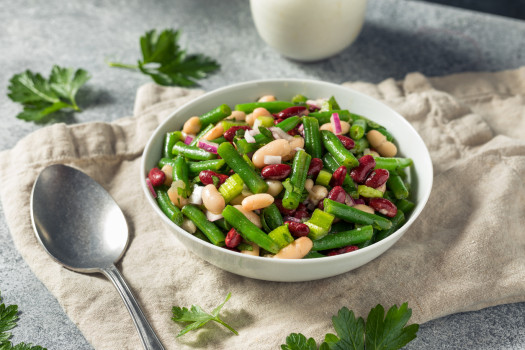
7,65,90,123
171,292,237,337
281,303,418,350
108,29,220,87
0,291,46,350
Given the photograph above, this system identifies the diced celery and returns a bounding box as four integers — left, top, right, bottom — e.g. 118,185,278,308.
219,174,244,203
357,185,384,198
268,225,294,249
315,169,332,187
305,209,335,240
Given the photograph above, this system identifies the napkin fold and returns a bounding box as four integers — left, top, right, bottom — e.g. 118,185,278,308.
1,68,524,349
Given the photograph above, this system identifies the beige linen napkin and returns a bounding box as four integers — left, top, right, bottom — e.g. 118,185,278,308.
1,68,524,349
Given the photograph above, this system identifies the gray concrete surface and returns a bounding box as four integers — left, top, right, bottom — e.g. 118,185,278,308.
0,0,524,348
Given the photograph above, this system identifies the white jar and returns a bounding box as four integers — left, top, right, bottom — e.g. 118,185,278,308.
250,0,367,62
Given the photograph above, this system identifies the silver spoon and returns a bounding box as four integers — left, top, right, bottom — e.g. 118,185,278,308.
30,164,164,350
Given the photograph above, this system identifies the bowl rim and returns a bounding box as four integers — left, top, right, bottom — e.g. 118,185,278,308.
140,78,433,265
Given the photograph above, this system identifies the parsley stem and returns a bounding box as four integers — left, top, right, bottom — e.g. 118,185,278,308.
106,61,139,71
215,318,239,335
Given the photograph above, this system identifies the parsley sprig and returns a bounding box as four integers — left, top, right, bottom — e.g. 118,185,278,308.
108,29,220,87
7,65,90,123
0,292,46,350
171,292,238,337
282,303,419,350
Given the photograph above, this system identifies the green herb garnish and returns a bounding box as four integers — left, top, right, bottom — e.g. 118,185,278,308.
7,65,90,123
108,29,220,87
282,303,419,350
171,292,237,337
0,291,47,350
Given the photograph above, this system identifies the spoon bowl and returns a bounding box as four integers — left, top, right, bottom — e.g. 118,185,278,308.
31,164,164,350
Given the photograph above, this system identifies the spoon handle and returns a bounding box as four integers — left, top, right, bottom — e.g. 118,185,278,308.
101,265,165,350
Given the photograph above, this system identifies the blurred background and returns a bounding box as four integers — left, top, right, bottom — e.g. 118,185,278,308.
412,0,525,19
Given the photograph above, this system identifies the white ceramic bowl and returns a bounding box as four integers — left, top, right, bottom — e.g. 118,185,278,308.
250,0,367,61
141,79,433,282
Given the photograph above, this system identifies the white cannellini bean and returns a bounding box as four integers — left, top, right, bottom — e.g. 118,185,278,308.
202,184,225,214
257,95,276,102
167,180,188,208
182,116,201,135
252,139,292,168
161,164,173,186
266,180,283,197
307,185,328,205
353,204,375,214
304,179,314,192
274,237,313,259
242,193,274,211
181,218,197,234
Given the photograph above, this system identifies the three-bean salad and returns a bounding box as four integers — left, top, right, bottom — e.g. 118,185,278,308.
146,94,415,259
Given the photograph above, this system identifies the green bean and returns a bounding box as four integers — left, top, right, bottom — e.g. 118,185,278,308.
221,120,247,131
375,126,394,142
322,153,358,197
172,141,217,161
217,142,268,194
211,136,227,144
155,187,183,226
214,218,231,231
303,251,326,259
375,210,405,242
172,156,190,197
181,205,225,246
235,101,295,113
222,205,280,254
261,204,283,232
302,117,323,159
350,119,367,140
387,172,409,199
275,116,301,132
349,113,381,129
323,198,392,230
396,198,415,214
352,138,370,154
357,230,377,249
320,130,359,169
190,123,214,146
193,229,210,243
199,104,231,128
282,150,311,210
187,159,226,174
312,225,373,251
374,157,413,171
162,131,181,158
309,110,352,125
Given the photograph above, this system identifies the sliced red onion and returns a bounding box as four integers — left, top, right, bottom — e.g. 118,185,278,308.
269,127,293,141
345,193,355,206
184,135,195,145
188,185,203,205
353,198,365,205
283,216,301,223
198,140,219,154
245,131,256,143
298,123,305,137
306,99,321,110
331,112,342,135
264,155,282,165
206,210,223,222
145,178,157,198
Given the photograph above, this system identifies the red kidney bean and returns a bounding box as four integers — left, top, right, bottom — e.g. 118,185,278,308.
148,167,166,187
369,198,397,217
328,245,359,256
283,216,301,223
353,198,365,205
328,186,346,203
274,118,284,125
287,128,299,136
199,170,229,187
330,165,347,187
274,106,308,119
274,198,296,216
225,228,242,248
307,158,324,178
350,155,376,184
285,221,310,237
336,135,355,150
364,169,390,188
261,164,292,180
294,210,310,221
224,125,252,142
